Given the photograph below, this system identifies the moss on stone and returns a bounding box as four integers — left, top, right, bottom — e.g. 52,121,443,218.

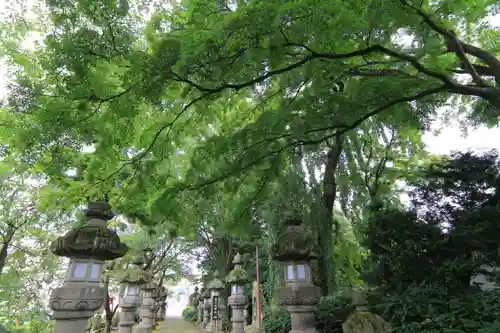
342,312,392,333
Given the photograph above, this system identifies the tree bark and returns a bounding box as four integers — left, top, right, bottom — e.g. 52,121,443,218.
316,134,344,296
0,227,16,275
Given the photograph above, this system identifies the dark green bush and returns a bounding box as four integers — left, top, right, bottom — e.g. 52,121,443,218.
222,315,231,333
315,294,353,333
374,282,500,333
182,306,198,323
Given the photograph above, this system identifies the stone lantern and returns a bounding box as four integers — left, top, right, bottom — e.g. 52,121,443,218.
271,210,320,333
134,281,158,333
202,288,211,328
197,288,206,325
118,256,152,333
227,253,248,333
207,271,226,332
151,285,161,329
157,287,167,322
49,201,128,333
342,290,392,333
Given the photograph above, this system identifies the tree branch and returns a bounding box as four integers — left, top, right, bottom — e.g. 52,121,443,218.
402,0,496,86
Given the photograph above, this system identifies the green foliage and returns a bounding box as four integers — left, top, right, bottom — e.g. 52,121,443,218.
315,295,353,333
374,283,500,333
182,306,198,323
261,308,291,333
222,316,231,333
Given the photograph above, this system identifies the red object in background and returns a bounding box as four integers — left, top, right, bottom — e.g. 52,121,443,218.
108,296,114,306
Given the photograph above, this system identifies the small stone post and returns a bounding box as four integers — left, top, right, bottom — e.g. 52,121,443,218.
118,256,152,333
227,253,249,333
133,281,158,333
202,289,211,328
342,290,392,333
271,210,321,333
49,201,128,333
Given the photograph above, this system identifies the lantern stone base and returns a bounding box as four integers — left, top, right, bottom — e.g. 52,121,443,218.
230,305,246,333
118,303,138,333
53,318,90,333
286,305,317,333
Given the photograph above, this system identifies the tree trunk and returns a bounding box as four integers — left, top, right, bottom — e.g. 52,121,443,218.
316,134,344,296
0,227,16,275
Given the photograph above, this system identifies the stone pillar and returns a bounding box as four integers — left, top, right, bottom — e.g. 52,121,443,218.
151,287,161,329
271,210,320,333
227,253,248,333
157,287,167,321
202,290,211,328
243,307,250,329
48,201,128,333
250,281,262,328
197,289,205,325
342,290,392,333
133,281,158,333
118,256,151,333
207,272,225,333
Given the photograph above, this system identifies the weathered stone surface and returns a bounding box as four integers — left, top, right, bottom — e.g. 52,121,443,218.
50,201,128,261
202,290,211,328
271,211,319,333
50,201,127,333
342,291,392,333
189,287,200,307
119,256,151,333
134,282,158,333
50,285,106,315
277,285,321,306
207,272,224,291
270,210,315,262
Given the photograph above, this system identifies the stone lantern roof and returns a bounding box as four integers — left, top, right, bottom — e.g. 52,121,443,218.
207,271,225,291
202,288,211,299
120,255,152,285
50,200,128,260
271,210,315,262
226,253,248,285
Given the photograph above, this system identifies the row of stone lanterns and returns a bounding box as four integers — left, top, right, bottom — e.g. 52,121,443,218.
193,210,321,333
48,201,170,333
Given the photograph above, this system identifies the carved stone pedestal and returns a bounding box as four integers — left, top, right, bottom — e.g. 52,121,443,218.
229,295,247,333
203,291,211,329
119,297,140,333
133,283,157,333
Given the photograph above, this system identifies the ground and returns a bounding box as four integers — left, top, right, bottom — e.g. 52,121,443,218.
157,318,203,333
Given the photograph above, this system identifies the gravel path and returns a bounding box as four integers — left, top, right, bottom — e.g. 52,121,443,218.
157,318,204,333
